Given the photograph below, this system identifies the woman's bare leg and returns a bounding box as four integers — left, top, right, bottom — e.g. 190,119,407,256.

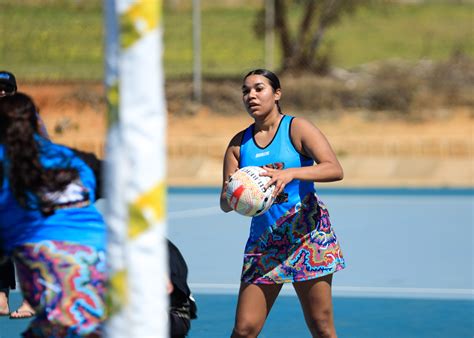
231,282,282,338
0,289,9,315
293,274,336,338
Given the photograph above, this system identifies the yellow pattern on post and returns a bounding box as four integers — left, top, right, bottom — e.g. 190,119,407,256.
105,0,168,336
129,181,166,238
120,0,162,49
106,269,128,317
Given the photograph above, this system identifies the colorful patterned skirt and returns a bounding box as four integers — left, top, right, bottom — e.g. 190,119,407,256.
241,194,346,284
13,240,107,337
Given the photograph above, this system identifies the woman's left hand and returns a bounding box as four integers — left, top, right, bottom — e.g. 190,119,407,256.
261,165,294,198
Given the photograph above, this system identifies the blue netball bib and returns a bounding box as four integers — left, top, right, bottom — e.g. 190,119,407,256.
239,115,315,231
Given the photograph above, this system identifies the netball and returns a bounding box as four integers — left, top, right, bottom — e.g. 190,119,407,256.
226,166,275,217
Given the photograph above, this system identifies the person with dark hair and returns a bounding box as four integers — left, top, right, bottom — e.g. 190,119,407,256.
220,69,346,338
0,93,107,336
0,70,37,319
0,70,104,320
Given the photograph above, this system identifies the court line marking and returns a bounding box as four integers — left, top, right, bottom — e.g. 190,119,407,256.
168,206,221,219
189,283,474,299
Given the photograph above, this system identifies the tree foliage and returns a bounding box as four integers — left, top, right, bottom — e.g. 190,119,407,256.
255,0,373,74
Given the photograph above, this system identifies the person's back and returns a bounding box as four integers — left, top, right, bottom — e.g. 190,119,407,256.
0,137,105,254
0,93,107,337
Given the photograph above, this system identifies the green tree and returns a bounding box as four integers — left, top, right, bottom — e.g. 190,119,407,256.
256,0,372,74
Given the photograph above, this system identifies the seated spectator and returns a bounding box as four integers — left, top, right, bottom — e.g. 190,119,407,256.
168,239,197,338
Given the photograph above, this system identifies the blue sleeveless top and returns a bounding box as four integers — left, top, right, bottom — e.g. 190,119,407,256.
240,114,316,238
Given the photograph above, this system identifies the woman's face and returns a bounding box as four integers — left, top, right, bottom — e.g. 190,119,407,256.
242,75,281,118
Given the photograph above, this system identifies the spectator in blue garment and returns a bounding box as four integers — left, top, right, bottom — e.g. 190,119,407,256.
0,70,37,319
0,92,107,336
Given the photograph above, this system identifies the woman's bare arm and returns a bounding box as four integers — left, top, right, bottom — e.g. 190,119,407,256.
220,131,243,212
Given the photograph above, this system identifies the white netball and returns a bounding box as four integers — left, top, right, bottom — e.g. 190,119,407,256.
226,166,276,217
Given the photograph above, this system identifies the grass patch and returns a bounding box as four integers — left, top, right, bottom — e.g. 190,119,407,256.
164,7,265,77
327,3,474,67
0,1,103,80
0,1,472,80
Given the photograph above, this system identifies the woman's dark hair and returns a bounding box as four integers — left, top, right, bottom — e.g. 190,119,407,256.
0,93,78,214
244,69,282,113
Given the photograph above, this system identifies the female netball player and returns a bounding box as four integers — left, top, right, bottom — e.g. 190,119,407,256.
220,69,346,338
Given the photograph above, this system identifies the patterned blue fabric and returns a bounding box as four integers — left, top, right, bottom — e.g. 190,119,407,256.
0,136,106,254
239,114,345,283
240,114,315,239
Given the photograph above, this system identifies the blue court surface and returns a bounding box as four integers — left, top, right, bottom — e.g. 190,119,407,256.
1,187,473,337
2,292,473,338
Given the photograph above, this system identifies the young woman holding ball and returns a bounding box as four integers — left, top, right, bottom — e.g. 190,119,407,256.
220,69,346,338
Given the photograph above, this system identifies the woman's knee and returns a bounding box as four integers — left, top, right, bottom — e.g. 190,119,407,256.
306,309,336,338
232,315,264,338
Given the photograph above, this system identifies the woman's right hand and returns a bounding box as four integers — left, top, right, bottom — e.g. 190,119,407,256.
261,166,295,198
220,172,236,212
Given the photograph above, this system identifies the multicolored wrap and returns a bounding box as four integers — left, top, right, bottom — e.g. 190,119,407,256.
104,1,168,337
241,194,346,284
14,241,107,337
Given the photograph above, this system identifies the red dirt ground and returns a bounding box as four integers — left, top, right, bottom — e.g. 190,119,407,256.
21,82,473,187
